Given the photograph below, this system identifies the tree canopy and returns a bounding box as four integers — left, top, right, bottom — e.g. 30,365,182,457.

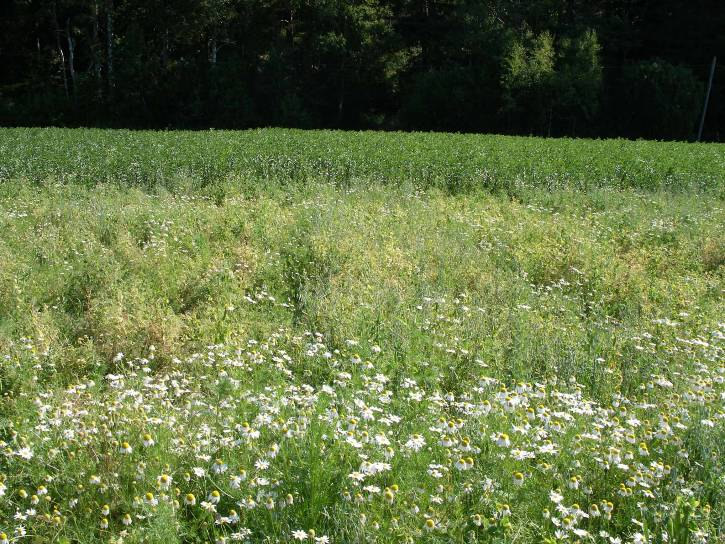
1,0,722,140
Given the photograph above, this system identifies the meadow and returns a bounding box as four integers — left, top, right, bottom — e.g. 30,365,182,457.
0,128,723,544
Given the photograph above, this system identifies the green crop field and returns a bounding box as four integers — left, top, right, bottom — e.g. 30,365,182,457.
0,128,723,544
2,128,724,194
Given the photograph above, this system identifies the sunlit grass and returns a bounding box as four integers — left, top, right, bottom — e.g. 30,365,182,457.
0,131,723,543
1,127,724,194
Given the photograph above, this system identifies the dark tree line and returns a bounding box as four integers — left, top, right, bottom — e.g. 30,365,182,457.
1,0,723,140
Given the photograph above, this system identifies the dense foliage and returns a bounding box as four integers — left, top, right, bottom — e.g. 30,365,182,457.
0,129,723,543
1,0,723,140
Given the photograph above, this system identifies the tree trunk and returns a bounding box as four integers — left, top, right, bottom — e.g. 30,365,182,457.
106,0,114,100
547,107,553,137
52,1,69,102
337,60,346,124
290,8,295,46
209,37,218,65
93,0,103,100
161,29,169,66
66,18,77,106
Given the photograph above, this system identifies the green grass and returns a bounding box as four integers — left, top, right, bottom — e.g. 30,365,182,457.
1,127,724,194
0,129,723,543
